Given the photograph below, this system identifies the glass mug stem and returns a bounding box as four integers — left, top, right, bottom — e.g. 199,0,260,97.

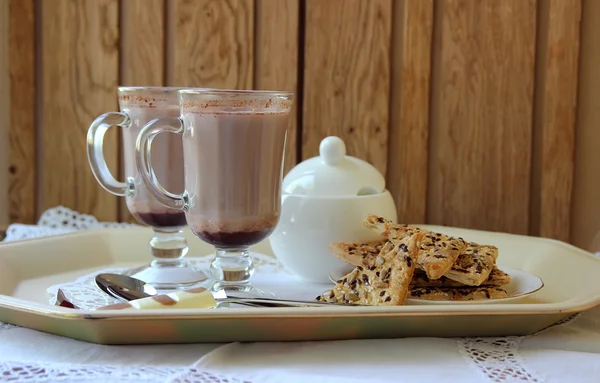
211,248,255,291
149,228,189,265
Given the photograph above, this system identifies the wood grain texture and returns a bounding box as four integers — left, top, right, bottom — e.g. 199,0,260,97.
121,0,164,87
387,0,433,224
254,0,299,175
119,0,165,223
302,0,392,175
168,0,253,88
427,0,536,235
0,0,8,226
41,0,119,221
7,0,36,224
530,0,582,242
1,0,597,248
571,0,600,251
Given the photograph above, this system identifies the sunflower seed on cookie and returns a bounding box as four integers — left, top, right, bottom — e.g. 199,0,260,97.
442,243,498,286
409,286,508,301
363,214,467,280
411,266,510,288
316,232,422,306
329,239,391,266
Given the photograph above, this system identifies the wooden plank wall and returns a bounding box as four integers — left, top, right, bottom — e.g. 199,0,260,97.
2,0,599,251
0,0,8,226
428,0,536,236
8,0,36,225
571,0,600,251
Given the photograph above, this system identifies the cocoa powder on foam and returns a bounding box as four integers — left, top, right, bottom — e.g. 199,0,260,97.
181,97,292,112
118,95,175,108
121,92,292,111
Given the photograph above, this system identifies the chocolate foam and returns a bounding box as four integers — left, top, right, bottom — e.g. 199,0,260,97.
118,88,181,108
193,214,279,234
181,96,292,113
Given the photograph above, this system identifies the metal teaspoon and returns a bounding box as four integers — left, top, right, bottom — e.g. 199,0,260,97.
94,273,364,308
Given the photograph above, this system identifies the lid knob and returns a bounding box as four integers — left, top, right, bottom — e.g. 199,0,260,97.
320,136,346,166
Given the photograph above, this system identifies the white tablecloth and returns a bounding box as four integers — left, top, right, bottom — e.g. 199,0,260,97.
1,308,599,383
1,207,600,383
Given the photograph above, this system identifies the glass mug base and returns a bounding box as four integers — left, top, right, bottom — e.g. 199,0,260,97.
122,227,209,290
122,260,209,290
208,281,281,299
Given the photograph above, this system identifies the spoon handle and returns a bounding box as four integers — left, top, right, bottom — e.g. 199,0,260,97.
223,296,364,308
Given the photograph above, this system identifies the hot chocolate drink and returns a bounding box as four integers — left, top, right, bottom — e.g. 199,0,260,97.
182,110,289,247
88,87,210,290
121,103,186,229
135,89,293,295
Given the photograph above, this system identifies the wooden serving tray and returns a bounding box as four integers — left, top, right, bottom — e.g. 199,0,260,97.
1,226,599,345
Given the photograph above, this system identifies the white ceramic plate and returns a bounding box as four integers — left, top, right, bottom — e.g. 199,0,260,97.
329,265,544,304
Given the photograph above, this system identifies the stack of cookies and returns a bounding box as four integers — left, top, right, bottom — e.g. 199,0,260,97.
316,214,511,306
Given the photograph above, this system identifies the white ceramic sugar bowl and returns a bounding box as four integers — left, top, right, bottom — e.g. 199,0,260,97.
269,136,397,283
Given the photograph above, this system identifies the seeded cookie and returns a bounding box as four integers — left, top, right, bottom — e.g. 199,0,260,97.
486,267,510,285
409,286,508,301
411,266,510,288
316,232,422,306
329,239,390,266
330,240,509,288
363,214,467,280
442,243,498,286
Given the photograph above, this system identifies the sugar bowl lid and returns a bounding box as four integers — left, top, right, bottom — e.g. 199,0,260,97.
282,136,386,196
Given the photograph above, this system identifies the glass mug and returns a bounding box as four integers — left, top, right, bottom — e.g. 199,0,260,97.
136,89,294,297
86,86,208,289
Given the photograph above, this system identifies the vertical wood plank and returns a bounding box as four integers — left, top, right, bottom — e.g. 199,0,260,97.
302,0,392,175
427,0,536,234
168,0,254,89
254,0,299,175
0,0,8,226
121,0,165,87
7,0,36,224
387,0,433,224
41,0,120,221
119,0,165,223
530,0,582,242
571,0,600,251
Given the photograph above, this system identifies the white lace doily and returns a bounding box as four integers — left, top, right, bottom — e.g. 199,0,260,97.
0,322,18,331
1,206,595,383
459,336,542,382
0,360,254,383
457,313,581,383
46,253,292,310
3,206,140,242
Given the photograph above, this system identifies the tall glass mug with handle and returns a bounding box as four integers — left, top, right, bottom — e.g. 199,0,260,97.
136,89,293,297
87,87,208,289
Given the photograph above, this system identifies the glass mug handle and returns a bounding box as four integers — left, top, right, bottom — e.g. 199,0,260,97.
135,117,190,211
86,112,133,196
